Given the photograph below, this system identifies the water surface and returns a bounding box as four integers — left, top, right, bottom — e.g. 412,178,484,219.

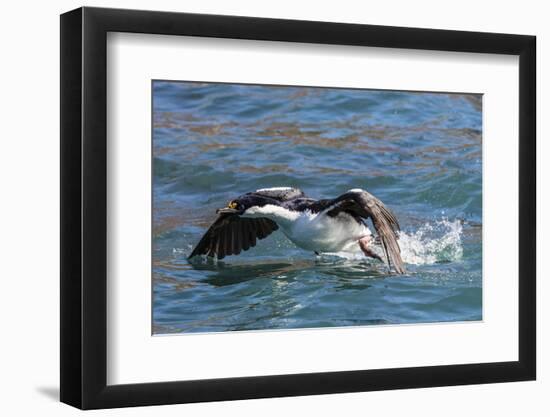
152,81,482,334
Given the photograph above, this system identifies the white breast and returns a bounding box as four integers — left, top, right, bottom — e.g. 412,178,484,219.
280,211,371,253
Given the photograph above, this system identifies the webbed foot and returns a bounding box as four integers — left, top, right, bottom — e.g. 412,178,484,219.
358,236,383,261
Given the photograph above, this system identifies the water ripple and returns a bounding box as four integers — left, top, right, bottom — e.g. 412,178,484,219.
152,81,482,334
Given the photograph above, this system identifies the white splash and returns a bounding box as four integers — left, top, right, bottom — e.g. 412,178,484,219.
398,219,463,265
318,218,463,266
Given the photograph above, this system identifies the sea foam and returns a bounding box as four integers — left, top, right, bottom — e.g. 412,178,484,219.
398,218,463,265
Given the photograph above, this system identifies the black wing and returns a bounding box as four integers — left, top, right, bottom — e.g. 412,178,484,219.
189,214,278,260
326,190,405,274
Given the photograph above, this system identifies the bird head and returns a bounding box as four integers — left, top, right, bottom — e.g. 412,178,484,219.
216,194,271,215
216,199,244,215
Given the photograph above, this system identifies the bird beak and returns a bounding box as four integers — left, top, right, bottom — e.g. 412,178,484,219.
216,207,240,214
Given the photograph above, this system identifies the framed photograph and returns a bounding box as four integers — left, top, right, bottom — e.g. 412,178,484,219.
60,6,536,409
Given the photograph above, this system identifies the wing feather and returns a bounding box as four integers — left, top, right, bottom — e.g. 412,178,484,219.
241,221,251,251
189,214,279,260
257,219,270,239
327,190,405,274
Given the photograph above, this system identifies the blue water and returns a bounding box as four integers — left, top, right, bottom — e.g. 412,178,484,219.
152,81,482,334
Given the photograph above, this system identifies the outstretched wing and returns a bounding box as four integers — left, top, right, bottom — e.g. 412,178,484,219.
326,190,405,274
189,214,278,260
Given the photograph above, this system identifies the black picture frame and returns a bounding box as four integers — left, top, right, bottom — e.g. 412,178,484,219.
60,6,536,410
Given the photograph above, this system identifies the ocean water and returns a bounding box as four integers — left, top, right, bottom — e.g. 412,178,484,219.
152,81,482,334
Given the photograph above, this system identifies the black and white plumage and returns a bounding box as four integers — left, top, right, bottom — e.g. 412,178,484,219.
189,187,405,274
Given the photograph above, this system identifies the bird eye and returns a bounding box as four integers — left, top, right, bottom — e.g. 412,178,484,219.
228,201,238,209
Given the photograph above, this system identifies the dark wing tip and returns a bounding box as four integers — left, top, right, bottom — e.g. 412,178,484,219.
188,237,215,259
354,191,406,274
188,216,279,260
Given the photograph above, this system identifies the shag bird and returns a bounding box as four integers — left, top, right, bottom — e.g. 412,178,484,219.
189,187,405,274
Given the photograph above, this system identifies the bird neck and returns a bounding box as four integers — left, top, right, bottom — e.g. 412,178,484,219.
242,204,300,227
